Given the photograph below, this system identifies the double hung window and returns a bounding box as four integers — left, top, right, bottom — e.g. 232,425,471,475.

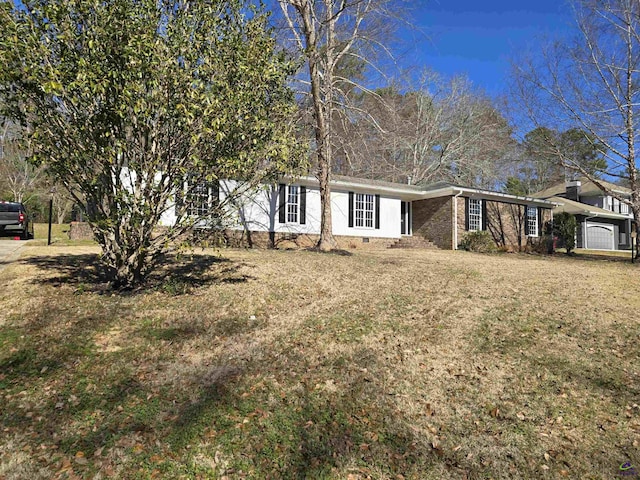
355,193,375,228
468,199,482,231
278,184,306,225
178,178,219,218
526,206,538,237
287,186,299,223
186,181,213,217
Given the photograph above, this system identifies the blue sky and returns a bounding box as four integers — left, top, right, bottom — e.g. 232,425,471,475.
402,0,573,96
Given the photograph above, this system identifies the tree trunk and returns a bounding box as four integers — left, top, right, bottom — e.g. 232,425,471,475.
633,204,640,259
298,0,337,251
97,227,155,290
317,155,337,251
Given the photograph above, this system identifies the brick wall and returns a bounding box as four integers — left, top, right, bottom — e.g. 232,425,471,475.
486,201,526,250
456,198,553,251
194,229,394,250
68,222,94,241
412,197,453,249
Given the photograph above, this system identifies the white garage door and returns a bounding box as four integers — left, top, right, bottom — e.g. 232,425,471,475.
586,222,614,250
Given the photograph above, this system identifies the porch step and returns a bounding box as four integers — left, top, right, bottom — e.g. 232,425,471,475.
389,236,440,249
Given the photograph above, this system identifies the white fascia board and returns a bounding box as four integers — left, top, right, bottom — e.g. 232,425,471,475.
283,175,425,199
420,186,558,208
577,209,629,220
283,176,557,205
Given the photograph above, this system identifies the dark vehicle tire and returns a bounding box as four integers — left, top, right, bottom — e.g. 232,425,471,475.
21,228,29,240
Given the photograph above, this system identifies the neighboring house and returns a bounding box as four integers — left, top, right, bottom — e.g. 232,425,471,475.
531,178,634,251
161,174,555,251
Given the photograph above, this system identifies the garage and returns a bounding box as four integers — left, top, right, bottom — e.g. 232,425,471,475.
585,222,614,250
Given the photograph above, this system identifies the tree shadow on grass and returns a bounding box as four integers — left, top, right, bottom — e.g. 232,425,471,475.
165,345,449,479
19,253,254,293
303,246,354,256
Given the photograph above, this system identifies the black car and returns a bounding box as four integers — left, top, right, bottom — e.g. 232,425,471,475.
0,201,34,239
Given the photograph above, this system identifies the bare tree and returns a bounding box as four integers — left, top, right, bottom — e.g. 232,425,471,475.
276,0,401,251
0,120,46,203
513,0,640,223
340,71,516,189
48,187,74,224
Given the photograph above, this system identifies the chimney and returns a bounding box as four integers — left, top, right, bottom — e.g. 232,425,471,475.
565,181,581,201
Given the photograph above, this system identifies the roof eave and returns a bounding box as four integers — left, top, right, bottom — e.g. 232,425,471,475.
283,177,556,205
433,186,556,207
284,175,424,198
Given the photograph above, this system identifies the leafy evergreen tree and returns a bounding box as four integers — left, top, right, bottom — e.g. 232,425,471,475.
0,0,302,288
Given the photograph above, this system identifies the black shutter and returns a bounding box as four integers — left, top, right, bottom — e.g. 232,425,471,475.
348,192,354,228
481,200,487,231
375,194,380,229
300,186,306,225
175,181,184,216
537,207,543,236
465,197,469,231
212,181,220,204
524,206,531,236
278,184,286,224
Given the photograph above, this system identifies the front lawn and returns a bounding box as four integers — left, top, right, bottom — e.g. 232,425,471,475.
0,246,639,479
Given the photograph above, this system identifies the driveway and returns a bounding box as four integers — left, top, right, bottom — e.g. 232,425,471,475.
0,239,26,271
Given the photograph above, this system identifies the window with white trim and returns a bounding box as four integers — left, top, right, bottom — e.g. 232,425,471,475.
355,193,375,228
526,206,538,237
606,196,613,211
621,202,630,215
468,199,482,231
286,185,299,223
185,180,217,217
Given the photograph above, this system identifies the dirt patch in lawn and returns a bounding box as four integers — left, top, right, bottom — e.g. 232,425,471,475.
0,246,639,479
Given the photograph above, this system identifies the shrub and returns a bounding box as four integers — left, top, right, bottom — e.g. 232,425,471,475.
553,212,577,254
527,235,553,254
459,231,497,253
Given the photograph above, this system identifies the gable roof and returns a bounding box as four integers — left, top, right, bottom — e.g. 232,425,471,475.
532,177,631,199
549,196,630,219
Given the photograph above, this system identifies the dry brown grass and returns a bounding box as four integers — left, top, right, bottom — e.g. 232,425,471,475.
1,245,639,479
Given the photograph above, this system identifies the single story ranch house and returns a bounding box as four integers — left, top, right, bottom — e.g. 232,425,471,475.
160,175,556,251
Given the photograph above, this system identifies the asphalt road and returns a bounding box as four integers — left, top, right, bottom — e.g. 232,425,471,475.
0,239,25,271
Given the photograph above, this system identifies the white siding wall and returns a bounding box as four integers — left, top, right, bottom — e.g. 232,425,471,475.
330,190,401,238
225,181,322,235
159,180,403,239
159,205,177,227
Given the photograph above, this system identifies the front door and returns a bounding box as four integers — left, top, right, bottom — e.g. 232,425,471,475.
401,201,411,235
